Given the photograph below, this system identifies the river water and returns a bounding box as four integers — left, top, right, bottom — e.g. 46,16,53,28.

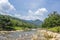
0,30,37,40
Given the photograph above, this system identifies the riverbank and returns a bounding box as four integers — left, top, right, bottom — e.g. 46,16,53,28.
16,29,60,40
32,29,60,40
0,29,60,40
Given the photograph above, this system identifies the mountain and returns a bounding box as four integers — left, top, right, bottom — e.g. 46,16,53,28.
32,19,42,25
25,19,42,26
0,14,37,31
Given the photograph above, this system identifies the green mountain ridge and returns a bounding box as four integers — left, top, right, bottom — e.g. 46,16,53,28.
25,19,42,26
0,14,38,31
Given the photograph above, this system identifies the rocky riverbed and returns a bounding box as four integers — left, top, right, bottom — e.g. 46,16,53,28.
0,29,60,40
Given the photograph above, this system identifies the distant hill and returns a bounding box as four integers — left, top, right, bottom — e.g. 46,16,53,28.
25,19,42,26
0,14,37,31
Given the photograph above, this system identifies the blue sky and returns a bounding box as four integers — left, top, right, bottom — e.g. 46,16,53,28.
9,0,60,12
0,0,60,21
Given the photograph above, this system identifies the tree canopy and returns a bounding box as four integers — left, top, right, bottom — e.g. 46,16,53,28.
42,11,60,28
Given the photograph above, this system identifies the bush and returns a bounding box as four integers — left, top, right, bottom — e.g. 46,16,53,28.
48,26,60,33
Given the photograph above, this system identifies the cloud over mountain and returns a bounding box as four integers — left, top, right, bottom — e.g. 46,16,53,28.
19,8,48,21
0,0,48,21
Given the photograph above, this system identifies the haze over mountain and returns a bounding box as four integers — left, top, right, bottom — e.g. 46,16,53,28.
26,19,42,25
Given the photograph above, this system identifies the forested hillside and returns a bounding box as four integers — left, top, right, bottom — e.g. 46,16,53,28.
0,14,37,31
42,11,60,32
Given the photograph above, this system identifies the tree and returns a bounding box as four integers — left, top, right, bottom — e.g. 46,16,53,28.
42,11,60,28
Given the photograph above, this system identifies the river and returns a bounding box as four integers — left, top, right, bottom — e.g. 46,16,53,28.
0,29,59,40
0,29,37,40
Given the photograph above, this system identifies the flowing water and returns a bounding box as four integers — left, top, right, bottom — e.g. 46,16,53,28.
0,30,37,40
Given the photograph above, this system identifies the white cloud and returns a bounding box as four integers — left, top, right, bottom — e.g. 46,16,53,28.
19,8,48,21
0,0,16,15
35,8,47,15
0,0,48,21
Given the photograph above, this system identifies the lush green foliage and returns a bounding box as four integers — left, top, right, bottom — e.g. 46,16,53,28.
0,15,37,31
42,11,60,28
48,26,60,33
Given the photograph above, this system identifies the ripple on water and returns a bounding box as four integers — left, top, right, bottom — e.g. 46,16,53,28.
0,30,37,40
